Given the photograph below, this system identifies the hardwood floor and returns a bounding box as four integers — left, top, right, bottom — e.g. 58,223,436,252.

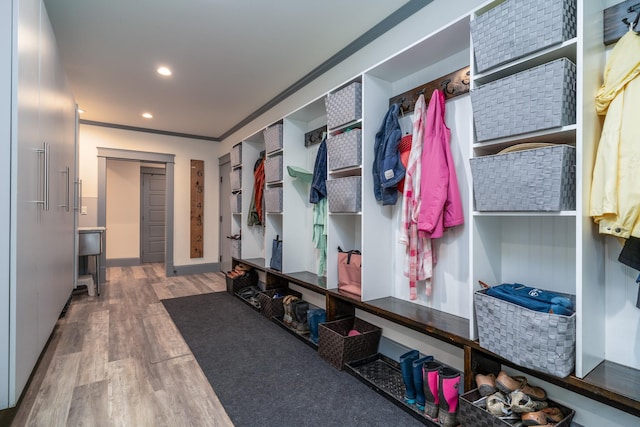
10,264,234,427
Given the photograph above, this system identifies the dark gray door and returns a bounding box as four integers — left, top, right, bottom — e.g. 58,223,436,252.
141,168,166,263
219,158,232,273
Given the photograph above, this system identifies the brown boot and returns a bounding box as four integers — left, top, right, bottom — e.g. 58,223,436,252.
495,371,547,400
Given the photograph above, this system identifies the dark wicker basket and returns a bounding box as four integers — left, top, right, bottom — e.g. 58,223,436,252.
257,288,302,319
318,317,382,370
459,388,575,427
225,269,258,295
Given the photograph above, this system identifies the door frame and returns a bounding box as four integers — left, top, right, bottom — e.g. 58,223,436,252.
97,148,175,279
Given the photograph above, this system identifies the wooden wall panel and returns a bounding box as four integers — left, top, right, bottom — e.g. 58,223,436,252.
190,160,204,258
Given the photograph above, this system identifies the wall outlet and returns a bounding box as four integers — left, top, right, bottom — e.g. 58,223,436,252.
81,206,87,215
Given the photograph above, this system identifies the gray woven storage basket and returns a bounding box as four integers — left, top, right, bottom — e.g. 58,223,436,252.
326,81,362,130
230,239,241,259
327,128,362,171
226,268,258,295
257,288,303,319
470,144,576,211
264,187,283,213
263,124,283,154
326,176,361,213
230,192,241,214
231,143,242,167
318,317,382,370
459,389,575,427
265,154,283,183
474,288,576,378
471,0,577,73
471,58,576,141
230,167,242,191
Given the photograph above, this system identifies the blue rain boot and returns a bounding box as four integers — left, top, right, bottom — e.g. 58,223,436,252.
412,355,434,410
399,350,419,404
307,308,326,344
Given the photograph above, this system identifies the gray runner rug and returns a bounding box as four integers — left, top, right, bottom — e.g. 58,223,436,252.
162,291,425,427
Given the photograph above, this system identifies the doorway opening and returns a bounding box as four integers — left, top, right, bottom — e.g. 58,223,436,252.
96,148,175,279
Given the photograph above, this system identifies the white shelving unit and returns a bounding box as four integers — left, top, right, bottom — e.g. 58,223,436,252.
225,0,640,419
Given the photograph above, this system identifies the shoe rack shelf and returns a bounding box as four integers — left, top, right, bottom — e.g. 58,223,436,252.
272,313,319,350
234,292,261,313
345,353,441,427
231,257,640,418
328,288,640,418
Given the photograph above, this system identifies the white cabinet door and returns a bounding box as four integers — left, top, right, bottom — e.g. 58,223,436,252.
0,0,12,411
8,0,76,407
12,0,43,405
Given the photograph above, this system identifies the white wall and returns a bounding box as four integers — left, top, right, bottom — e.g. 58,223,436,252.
106,159,140,259
79,124,221,267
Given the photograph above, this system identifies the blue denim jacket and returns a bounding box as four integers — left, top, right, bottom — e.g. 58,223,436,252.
309,138,327,204
373,103,405,205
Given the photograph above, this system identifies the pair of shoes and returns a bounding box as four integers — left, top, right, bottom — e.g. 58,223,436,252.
226,270,245,279
399,352,460,427
496,371,547,400
247,296,261,309
486,390,549,416
521,407,564,425
227,263,251,279
398,352,433,411
425,363,461,427
486,391,511,416
282,295,299,326
475,373,498,396
509,391,549,413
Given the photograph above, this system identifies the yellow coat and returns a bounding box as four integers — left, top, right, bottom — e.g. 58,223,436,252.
590,30,640,240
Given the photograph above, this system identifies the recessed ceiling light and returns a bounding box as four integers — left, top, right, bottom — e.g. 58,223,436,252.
142,112,153,119
77,108,85,114
157,66,172,76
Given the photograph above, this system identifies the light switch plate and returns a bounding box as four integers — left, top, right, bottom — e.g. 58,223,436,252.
81,206,87,215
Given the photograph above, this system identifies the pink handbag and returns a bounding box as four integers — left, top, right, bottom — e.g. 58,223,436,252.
337,247,362,297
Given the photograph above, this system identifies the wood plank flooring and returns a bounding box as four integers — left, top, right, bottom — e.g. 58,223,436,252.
10,264,234,427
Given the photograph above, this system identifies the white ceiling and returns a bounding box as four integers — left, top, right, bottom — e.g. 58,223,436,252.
43,0,417,140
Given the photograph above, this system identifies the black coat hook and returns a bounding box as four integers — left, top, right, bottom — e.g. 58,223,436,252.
622,8,640,34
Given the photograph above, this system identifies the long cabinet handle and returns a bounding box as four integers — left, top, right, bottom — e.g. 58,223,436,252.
35,142,50,211
60,166,70,211
74,178,82,212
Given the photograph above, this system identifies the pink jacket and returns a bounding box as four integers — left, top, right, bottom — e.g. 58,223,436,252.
418,90,464,239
